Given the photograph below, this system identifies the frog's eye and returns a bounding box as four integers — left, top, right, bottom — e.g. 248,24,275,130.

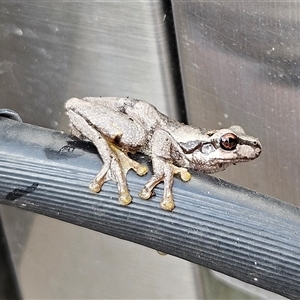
220,133,238,151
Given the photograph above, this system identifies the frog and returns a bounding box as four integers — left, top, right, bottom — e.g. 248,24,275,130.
65,97,261,211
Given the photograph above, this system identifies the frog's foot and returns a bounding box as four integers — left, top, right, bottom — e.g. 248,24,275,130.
139,173,163,200
89,158,133,205
138,164,174,211
90,179,132,204
139,162,191,211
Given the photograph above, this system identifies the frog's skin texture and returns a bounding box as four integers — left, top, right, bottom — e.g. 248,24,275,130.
65,97,261,211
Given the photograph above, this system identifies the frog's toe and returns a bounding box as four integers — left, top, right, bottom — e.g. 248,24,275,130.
173,166,192,182
139,187,152,200
136,165,148,176
89,163,110,193
119,192,132,205
160,196,175,211
180,170,192,182
89,181,102,193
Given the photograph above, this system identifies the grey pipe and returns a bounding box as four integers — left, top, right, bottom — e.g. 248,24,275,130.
0,116,299,299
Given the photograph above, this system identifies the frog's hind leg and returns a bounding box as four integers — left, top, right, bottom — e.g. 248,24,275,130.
89,141,134,205
90,142,148,205
67,108,147,206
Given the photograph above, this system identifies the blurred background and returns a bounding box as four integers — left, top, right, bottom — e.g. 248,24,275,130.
0,1,298,299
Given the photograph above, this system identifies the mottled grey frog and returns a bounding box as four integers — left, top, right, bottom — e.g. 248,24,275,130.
65,97,261,211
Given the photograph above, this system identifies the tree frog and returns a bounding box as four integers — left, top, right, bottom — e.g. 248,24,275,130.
65,97,261,211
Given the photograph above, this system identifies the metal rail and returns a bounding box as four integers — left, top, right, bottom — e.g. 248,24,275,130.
0,116,299,299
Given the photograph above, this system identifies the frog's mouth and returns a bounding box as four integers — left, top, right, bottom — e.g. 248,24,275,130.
195,161,233,174
189,156,258,174
215,154,261,170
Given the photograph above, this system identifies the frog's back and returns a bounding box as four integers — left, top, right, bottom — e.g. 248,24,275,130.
81,96,180,132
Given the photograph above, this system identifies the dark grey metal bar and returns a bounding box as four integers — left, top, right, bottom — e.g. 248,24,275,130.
0,217,22,300
0,116,299,299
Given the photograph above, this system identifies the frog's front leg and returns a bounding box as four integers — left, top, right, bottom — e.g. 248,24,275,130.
139,130,191,211
66,108,148,206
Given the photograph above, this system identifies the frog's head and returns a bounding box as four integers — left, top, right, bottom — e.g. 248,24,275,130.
179,125,261,174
